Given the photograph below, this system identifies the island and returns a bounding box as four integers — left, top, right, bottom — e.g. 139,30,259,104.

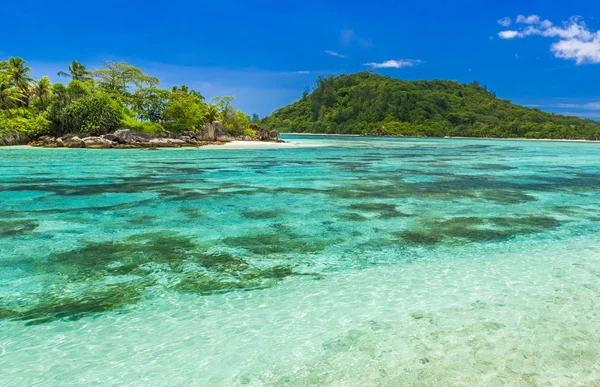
0,58,279,147
261,72,600,140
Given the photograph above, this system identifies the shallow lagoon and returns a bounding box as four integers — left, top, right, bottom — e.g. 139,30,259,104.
1,134,599,385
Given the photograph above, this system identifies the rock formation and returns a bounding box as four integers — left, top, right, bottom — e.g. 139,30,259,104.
252,125,281,141
24,125,281,149
31,129,218,149
198,121,234,142
113,129,134,143
0,131,31,146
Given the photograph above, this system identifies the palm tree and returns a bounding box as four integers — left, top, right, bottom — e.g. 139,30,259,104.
57,60,91,81
0,77,25,115
31,76,52,110
5,57,32,95
206,104,219,123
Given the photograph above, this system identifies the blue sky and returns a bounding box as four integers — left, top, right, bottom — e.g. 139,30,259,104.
2,0,600,118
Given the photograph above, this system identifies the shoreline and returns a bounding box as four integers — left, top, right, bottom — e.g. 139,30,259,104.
0,140,299,150
0,123,283,149
3,134,599,149
282,132,600,144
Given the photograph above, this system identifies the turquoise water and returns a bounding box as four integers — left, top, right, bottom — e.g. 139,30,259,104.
1,134,600,385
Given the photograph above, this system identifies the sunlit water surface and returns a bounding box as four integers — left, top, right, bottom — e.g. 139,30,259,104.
1,135,599,385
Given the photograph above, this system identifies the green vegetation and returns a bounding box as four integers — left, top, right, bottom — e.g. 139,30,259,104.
262,72,600,139
0,57,254,142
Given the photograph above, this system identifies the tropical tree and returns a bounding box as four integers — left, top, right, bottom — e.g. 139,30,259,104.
132,87,170,123
189,89,205,100
172,85,189,93
212,96,234,121
206,104,219,123
93,61,159,94
5,57,32,97
57,60,91,81
212,95,250,135
172,84,204,100
31,76,52,110
226,109,251,136
162,91,207,132
0,77,24,113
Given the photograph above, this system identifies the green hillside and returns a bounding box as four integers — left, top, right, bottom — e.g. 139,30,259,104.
262,72,600,140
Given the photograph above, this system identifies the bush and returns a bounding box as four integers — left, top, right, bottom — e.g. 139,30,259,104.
58,92,124,135
223,109,250,136
243,127,258,138
0,115,50,138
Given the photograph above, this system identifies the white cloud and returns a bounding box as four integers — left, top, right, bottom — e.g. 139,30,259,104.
497,15,600,64
324,50,347,58
542,19,594,40
498,17,512,27
517,14,541,24
552,37,600,64
498,30,519,39
498,26,542,39
508,14,552,29
363,59,422,69
295,71,311,74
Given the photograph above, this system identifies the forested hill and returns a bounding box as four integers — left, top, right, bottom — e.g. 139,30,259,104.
262,72,600,140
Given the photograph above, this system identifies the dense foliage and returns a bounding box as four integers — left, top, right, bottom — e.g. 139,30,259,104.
0,58,254,141
262,72,600,140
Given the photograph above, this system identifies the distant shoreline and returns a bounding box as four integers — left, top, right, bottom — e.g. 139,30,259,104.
282,133,600,144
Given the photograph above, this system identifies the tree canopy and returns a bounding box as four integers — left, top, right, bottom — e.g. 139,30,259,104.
262,72,600,140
